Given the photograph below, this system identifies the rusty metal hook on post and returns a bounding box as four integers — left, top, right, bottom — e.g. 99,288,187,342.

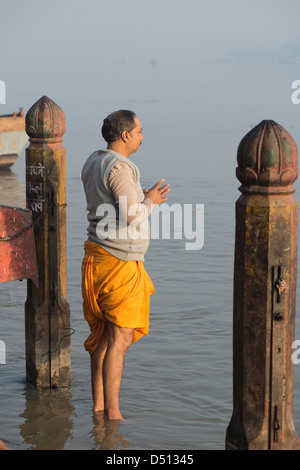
275,278,286,296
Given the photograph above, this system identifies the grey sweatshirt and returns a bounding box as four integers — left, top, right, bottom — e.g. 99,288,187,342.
81,149,152,261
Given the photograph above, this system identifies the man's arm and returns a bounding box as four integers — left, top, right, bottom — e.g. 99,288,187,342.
109,161,170,227
109,162,154,226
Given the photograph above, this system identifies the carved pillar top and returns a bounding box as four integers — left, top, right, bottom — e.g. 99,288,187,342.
236,120,299,194
25,96,66,143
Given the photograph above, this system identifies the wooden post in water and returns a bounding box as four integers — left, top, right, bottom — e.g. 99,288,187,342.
226,120,300,450
25,96,71,388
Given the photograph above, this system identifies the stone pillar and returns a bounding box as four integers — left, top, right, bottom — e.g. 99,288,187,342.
25,96,71,388
225,120,300,450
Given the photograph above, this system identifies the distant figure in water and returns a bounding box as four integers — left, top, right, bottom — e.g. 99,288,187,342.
81,110,170,420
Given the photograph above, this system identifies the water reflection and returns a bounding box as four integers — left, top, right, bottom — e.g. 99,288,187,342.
19,385,74,450
18,385,133,450
90,412,132,450
0,169,25,208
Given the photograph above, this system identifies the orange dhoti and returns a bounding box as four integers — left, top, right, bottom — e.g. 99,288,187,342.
81,241,155,356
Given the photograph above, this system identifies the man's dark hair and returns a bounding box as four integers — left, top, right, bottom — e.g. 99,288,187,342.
101,110,137,143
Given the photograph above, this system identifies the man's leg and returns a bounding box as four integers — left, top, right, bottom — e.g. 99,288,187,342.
91,328,108,412
103,321,134,420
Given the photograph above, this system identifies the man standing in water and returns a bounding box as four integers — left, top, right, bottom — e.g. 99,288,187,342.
81,110,169,420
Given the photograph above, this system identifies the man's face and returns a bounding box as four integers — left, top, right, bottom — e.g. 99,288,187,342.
128,117,143,154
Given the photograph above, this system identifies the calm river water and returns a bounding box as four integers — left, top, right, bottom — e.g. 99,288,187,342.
1,62,300,450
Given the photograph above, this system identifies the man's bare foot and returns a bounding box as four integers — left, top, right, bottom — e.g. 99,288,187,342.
0,440,9,450
104,409,124,420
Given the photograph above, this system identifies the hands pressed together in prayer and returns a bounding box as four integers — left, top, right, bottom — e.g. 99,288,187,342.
143,179,170,205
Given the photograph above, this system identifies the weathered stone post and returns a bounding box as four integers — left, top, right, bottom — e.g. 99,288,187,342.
226,120,300,450
25,96,71,388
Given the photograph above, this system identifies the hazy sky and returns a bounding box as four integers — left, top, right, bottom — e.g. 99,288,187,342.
1,0,300,182
1,0,300,111
1,0,299,61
